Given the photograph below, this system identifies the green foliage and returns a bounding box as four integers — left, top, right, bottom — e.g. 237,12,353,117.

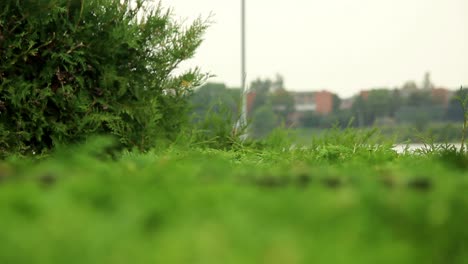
351,95,371,126
387,122,461,143
309,124,397,162
395,105,445,130
188,101,246,149
270,88,295,125
1,132,468,263
332,93,341,113
406,90,433,107
296,122,465,144
247,75,295,134
300,111,322,128
0,0,208,155
189,83,240,121
350,89,404,127
453,86,468,152
248,77,272,116
366,89,393,118
251,104,277,138
446,88,468,122
248,75,292,115
185,83,248,149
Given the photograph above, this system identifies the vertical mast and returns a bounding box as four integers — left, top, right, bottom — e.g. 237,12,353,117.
240,0,247,127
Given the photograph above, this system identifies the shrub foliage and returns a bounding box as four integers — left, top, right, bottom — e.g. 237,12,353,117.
0,0,208,154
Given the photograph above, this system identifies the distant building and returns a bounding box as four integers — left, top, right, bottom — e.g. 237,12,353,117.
293,91,316,111
314,91,334,115
291,91,334,114
289,90,334,125
431,87,452,107
246,91,257,115
340,97,355,110
246,89,336,126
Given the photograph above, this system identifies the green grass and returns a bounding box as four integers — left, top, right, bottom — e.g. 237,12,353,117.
0,133,468,264
295,122,465,144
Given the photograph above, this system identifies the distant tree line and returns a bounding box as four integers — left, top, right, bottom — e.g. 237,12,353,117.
189,72,466,138
189,74,296,138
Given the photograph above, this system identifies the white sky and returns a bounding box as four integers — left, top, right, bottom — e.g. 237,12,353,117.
162,0,468,97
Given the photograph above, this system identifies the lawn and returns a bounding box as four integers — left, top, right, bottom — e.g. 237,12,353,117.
0,133,467,264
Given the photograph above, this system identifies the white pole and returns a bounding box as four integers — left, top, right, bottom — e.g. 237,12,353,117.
240,0,247,128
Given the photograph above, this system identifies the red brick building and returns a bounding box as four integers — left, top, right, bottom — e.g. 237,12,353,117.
246,90,336,125
246,91,257,116
314,91,334,115
431,87,452,107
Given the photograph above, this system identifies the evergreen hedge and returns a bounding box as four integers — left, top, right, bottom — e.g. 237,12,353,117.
0,0,208,155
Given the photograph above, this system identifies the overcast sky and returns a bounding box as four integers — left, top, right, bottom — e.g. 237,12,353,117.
163,0,468,97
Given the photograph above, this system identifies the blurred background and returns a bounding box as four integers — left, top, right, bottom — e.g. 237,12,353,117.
167,0,468,142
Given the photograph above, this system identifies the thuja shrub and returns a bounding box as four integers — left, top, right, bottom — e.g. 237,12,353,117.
0,0,208,155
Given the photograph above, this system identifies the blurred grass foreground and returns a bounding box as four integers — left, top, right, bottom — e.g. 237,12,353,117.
1,134,468,264
1,0,468,263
